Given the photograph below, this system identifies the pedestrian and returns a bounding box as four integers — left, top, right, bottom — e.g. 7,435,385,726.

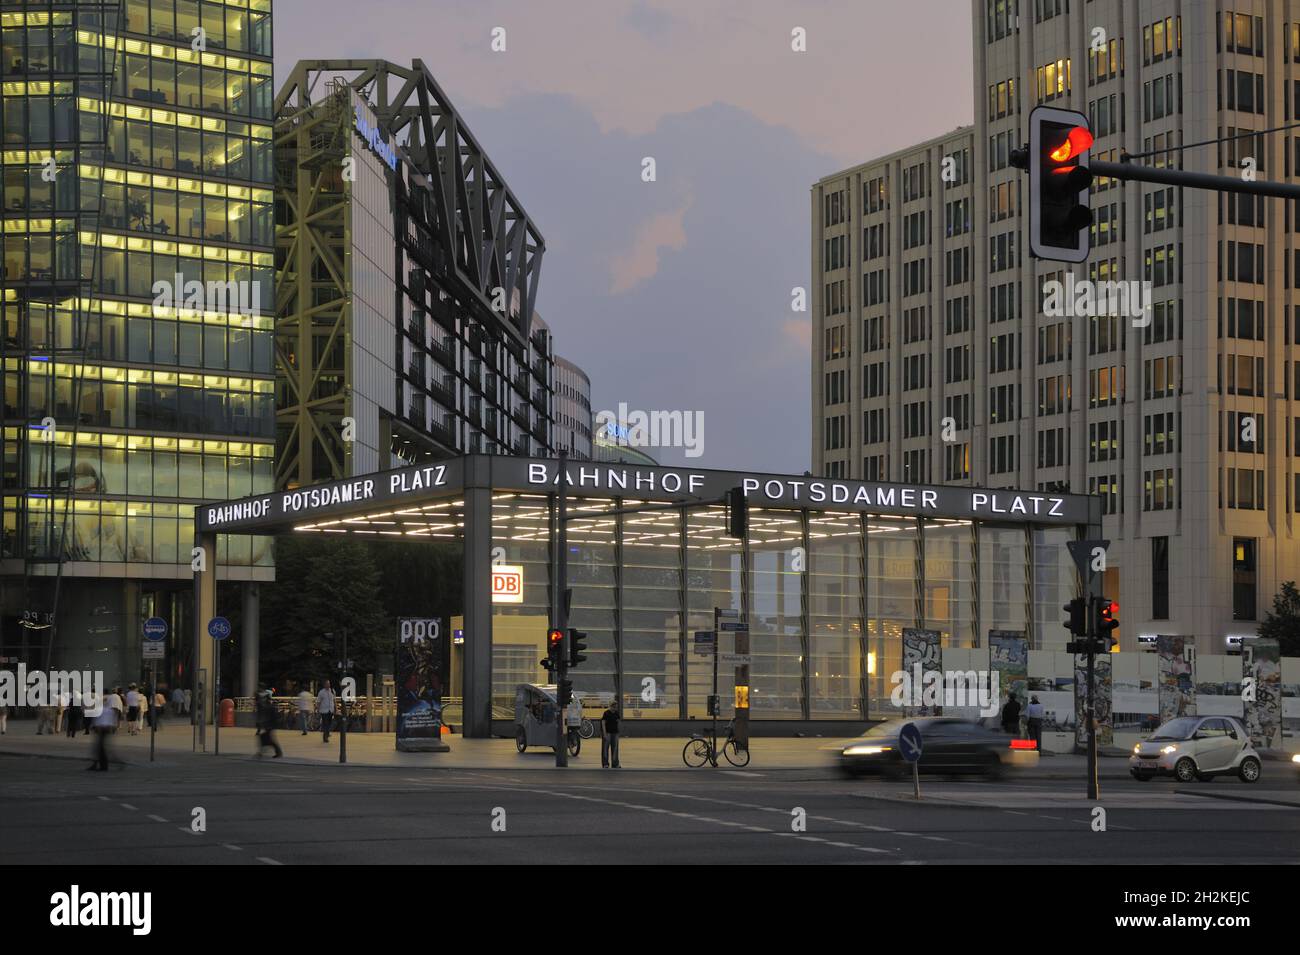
87,689,120,771
600,700,621,768
66,691,82,738
254,690,283,758
124,685,141,736
36,704,55,735
1001,692,1022,736
317,680,336,743
0,702,8,734
296,684,313,735
152,688,166,731
182,687,191,715
171,686,184,716
1025,695,1045,751
56,689,70,734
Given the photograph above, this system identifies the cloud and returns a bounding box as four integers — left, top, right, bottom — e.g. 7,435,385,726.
608,200,691,294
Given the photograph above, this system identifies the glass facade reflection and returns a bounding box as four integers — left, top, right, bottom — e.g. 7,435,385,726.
2,0,275,680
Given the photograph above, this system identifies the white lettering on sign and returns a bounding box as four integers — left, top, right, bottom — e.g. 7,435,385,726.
389,465,447,495
280,479,377,516
492,565,524,604
206,497,271,526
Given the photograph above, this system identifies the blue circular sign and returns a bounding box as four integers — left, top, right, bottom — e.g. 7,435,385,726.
208,616,232,640
898,722,924,763
143,617,168,641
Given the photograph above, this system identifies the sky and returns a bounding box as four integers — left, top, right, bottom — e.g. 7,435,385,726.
274,0,974,471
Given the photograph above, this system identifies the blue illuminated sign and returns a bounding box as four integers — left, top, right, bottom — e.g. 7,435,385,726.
353,105,398,172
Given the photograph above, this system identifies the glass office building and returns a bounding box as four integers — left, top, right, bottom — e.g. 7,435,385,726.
1,0,275,686
196,454,1101,736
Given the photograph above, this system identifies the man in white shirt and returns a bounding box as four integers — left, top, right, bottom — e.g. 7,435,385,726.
296,686,314,735
171,687,184,716
317,680,337,743
124,686,141,735
88,690,121,771
1025,695,1046,752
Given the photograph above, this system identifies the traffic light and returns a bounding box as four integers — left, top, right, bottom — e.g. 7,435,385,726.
568,628,588,669
545,627,564,672
557,679,573,707
1025,106,1093,263
1094,597,1119,651
726,486,747,539
1063,595,1089,655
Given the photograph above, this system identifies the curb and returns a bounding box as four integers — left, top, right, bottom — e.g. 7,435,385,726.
1172,788,1300,809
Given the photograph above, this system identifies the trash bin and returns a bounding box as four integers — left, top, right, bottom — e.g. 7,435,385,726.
219,698,236,727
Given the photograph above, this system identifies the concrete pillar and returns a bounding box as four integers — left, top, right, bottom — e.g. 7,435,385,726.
462,461,494,738
193,532,217,749
241,582,260,696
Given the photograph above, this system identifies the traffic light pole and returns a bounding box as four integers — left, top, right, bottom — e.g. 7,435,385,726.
1085,599,1099,801
555,450,569,769
1090,157,1300,201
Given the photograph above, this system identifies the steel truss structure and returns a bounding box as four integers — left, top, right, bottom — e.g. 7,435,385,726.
273,60,547,487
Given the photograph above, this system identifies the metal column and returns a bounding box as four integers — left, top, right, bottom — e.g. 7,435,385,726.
462,471,494,738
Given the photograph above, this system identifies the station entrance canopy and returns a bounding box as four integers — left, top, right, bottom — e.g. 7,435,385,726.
191,455,1100,738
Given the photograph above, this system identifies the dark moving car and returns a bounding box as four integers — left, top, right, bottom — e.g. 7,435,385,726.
839,717,1036,777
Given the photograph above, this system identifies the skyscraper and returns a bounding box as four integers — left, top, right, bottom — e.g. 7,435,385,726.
811,1,1300,655
1,0,275,686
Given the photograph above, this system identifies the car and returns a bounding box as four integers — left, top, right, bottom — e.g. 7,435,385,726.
1129,715,1261,783
839,716,1037,778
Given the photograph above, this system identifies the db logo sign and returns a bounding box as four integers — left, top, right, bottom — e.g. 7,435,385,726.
491,565,524,604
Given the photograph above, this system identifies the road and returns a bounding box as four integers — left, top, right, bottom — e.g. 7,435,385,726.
3,752,1297,865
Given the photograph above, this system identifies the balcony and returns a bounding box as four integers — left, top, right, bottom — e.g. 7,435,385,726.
531,387,548,411
429,376,455,407
511,405,530,429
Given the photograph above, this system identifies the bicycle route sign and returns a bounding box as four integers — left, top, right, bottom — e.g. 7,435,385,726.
208,616,232,641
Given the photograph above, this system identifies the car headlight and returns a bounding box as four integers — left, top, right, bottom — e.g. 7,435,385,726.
1160,745,1178,755
844,745,891,756
1291,753,1300,764
1132,744,1141,754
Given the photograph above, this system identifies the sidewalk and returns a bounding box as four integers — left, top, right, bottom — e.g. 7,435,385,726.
0,720,1147,776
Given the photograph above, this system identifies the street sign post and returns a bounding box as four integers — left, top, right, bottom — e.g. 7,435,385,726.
899,722,924,799
208,617,231,754
142,618,167,762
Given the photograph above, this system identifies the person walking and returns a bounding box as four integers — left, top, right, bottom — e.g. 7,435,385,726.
317,680,336,743
600,700,621,768
296,685,313,735
36,703,55,735
151,688,167,732
1001,692,1022,737
1025,695,1045,751
171,686,184,716
55,689,70,734
125,685,142,735
182,687,191,715
66,691,82,738
88,689,121,771
254,690,283,758
0,702,8,735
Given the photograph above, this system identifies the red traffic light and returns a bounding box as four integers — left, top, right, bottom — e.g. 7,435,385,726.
547,628,564,649
1048,125,1093,163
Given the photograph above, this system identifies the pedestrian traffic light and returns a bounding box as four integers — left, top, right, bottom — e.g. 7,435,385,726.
1094,597,1119,651
1024,106,1093,263
726,486,747,539
557,679,573,707
546,627,564,670
568,628,588,669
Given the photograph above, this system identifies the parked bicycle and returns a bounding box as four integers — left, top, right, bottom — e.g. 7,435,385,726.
683,722,750,768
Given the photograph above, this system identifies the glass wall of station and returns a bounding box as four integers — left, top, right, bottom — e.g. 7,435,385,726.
488,490,1079,722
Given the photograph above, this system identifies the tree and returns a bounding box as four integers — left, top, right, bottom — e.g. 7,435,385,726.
259,535,387,689
1258,581,1300,656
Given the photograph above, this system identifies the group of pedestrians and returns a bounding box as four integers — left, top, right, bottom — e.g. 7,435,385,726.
1000,693,1046,750
254,680,339,758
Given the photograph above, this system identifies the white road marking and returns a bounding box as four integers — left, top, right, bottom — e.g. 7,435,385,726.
256,856,283,866
147,814,167,823
120,803,137,810
222,844,242,851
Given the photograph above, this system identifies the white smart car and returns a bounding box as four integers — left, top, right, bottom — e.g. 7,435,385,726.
1129,715,1261,783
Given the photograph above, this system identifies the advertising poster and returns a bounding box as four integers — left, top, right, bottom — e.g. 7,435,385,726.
1243,637,1282,749
395,617,449,752
1073,652,1114,749
1157,634,1195,723
988,630,1028,717
900,628,942,715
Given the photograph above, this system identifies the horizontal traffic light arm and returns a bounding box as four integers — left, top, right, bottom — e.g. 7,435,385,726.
1091,158,1300,200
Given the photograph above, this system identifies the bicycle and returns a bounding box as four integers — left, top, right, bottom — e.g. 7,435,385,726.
578,717,596,739
682,722,750,768
565,726,582,757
